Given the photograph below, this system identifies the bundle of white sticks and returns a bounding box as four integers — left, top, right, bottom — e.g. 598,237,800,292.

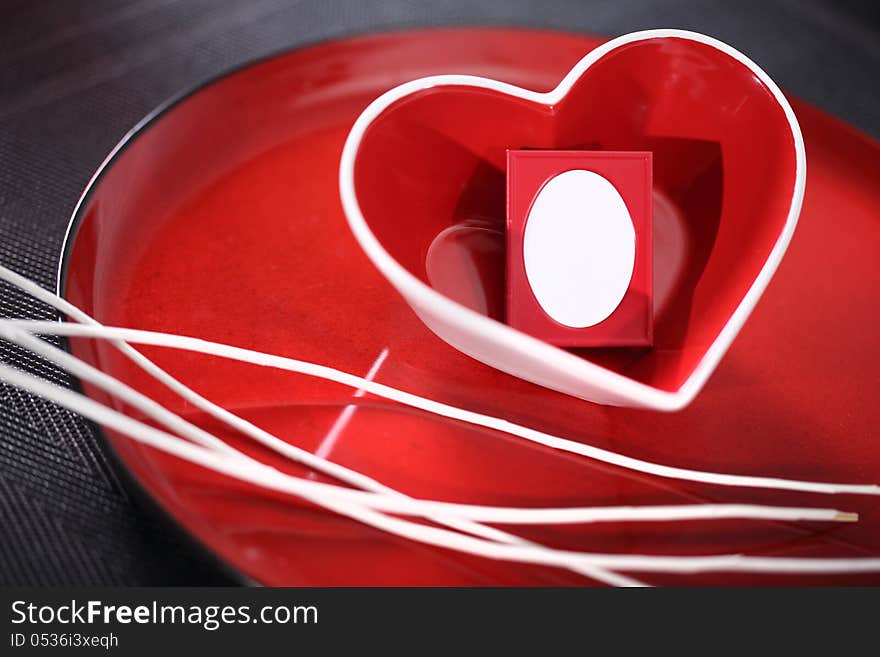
0,264,877,587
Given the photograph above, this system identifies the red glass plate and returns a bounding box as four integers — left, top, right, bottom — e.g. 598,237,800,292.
60,28,880,586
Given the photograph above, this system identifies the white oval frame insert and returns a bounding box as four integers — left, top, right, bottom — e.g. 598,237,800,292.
523,169,636,329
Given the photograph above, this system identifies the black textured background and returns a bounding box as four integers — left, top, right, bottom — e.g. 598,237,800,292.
0,0,878,586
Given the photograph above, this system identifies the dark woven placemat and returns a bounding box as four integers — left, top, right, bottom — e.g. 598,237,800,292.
1,0,877,586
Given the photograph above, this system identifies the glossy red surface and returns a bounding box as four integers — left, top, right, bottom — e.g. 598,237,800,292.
506,150,653,346
63,29,880,585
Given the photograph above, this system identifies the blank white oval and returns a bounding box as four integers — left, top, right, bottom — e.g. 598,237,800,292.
523,169,636,328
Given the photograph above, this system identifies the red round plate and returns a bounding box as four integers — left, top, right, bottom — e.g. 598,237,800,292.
61,28,880,586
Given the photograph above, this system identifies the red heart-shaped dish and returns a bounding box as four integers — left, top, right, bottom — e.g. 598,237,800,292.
340,30,805,410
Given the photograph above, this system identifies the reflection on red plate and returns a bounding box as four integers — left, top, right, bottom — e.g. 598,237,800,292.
62,29,880,585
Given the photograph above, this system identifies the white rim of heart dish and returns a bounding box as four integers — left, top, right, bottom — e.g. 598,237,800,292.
338,29,806,412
